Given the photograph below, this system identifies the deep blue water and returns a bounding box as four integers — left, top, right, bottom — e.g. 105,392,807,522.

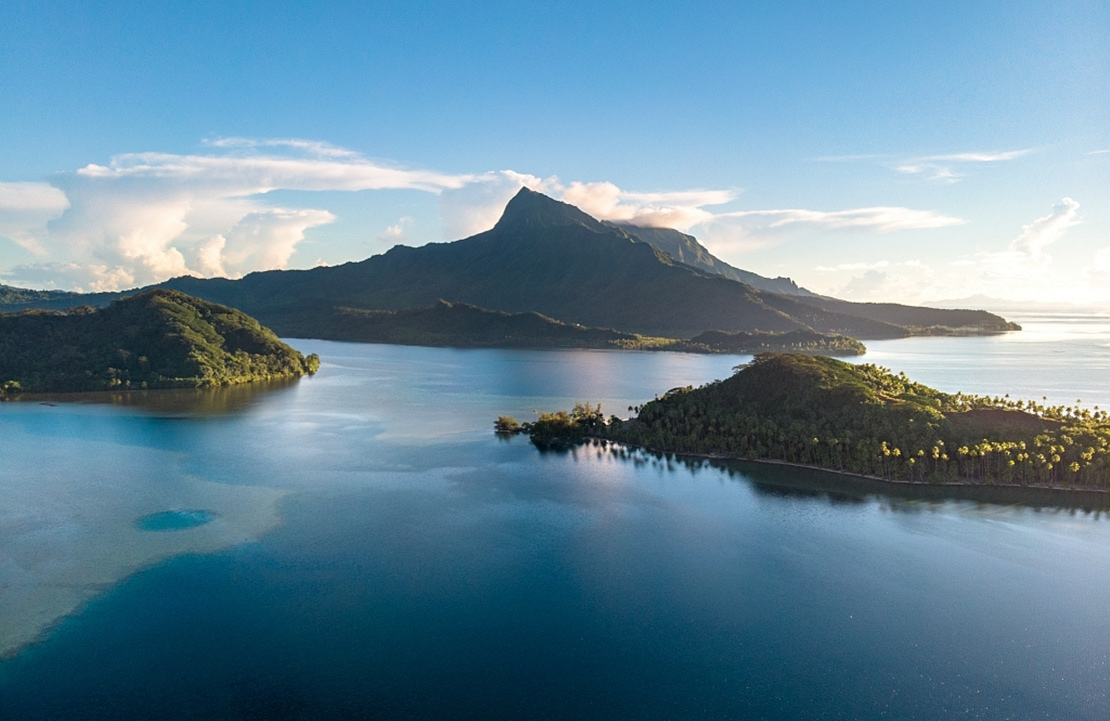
1,321,1108,720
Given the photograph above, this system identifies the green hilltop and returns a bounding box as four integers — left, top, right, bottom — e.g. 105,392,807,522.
512,353,1109,493
0,289,319,394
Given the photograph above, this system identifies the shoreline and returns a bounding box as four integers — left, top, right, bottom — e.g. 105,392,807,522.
579,437,1109,510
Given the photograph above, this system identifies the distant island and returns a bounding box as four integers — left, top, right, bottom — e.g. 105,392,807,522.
0,189,1019,350
308,299,867,355
499,353,1109,496
0,289,319,395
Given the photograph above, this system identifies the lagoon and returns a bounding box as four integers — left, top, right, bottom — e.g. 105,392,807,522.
1,315,1108,719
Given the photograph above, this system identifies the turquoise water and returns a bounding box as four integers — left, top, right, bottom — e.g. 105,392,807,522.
135,510,215,531
0,318,1108,720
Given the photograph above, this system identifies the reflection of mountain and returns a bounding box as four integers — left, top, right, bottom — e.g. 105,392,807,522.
1,188,1019,343
63,377,304,414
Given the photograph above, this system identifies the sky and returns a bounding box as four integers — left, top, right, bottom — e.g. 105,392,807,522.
1,0,1107,307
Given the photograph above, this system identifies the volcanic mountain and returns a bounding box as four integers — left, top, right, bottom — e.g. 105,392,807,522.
2,188,1018,341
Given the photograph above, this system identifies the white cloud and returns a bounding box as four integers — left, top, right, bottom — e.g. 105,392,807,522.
560,182,733,231
893,198,1091,305
74,149,473,194
1008,197,1080,259
840,269,889,298
218,208,337,276
202,137,361,159
915,150,1033,164
8,138,1068,305
376,216,414,244
0,182,71,253
2,140,475,291
714,206,963,233
817,148,1033,183
893,149,1034,183
438,170,558,239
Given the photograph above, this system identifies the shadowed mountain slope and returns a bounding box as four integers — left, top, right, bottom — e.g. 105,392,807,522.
305,299,640,348
1,189,1018,342
156,189,1014,339
608,223,811,296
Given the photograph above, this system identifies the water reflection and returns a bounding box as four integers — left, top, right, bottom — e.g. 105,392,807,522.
528,437,1109,513
5,377,304,416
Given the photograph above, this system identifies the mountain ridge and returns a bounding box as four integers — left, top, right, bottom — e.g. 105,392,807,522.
0,188,1019,343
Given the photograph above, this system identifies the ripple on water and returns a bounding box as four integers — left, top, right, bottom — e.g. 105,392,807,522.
135,510,216,531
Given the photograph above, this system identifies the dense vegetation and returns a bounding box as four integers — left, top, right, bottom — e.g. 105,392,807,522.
294,300,640,348
496,402,607,447
510,354,1109,491
0,282,116,312
681,329,866,355
296,299,868,354
2,189,1018,345
0,289,319,394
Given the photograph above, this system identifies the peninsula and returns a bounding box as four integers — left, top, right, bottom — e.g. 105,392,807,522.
0,289,319,395
502,353,1109,495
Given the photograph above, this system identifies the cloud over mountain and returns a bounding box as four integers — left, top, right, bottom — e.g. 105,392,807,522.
0,137,1034,297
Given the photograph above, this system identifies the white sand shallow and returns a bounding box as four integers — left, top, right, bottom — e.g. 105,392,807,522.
0,462,288,658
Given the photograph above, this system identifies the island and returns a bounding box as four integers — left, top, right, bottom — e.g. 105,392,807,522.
307,299,867,355
499,353,1109,495
0,289,319,395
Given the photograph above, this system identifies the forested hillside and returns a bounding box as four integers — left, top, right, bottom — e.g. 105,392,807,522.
0,289,319,393
516,354,1109,491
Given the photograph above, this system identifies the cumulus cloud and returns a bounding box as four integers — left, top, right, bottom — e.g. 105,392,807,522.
0,182,70,253
912,198,1089,304
1008,197,1080,259
0,137,1001,299
2,140,474,291
439,174,737,238
438,170,557,239
561,182,734,231
376,216,414,244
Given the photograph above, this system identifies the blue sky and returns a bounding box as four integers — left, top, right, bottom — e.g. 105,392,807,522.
1,0,1107,306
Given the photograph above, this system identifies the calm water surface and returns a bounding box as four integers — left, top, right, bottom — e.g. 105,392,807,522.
0,317,1107,720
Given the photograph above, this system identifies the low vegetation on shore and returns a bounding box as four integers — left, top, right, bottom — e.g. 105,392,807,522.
499,353,1109,492
304,299,866,355
1,289,319,394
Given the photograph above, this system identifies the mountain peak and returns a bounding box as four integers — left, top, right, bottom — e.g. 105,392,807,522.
493,187,608,233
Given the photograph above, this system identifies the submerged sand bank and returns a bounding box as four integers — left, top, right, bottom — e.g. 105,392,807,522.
0,477,288,658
